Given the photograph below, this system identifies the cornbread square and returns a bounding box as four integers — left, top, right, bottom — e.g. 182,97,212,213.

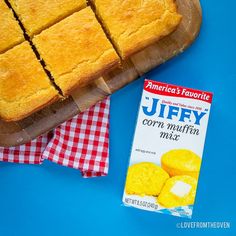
0,42,59,121
92,0,182,58
0,1,24,53
33,7,119,96
9,0,87,36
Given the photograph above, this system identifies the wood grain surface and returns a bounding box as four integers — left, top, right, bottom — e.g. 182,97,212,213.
0,0,202,147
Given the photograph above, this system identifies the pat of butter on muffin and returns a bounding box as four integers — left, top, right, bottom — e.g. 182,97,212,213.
157,175,197,208
170,181,192,197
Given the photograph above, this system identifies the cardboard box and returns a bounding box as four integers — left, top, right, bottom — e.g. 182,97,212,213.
123,79,213,218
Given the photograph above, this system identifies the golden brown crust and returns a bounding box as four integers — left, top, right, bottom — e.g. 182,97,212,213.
62,59,119,95
2,95,59,122
9,0,87,36
92,0,182,59
33,7,120,96
0,42,59,122
0,1,24,54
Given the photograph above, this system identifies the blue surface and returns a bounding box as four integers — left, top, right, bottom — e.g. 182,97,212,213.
1,1,236,236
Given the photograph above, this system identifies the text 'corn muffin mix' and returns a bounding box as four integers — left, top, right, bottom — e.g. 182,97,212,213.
123,79,213,218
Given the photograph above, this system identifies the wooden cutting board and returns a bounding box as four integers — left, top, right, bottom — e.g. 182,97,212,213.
0,0,202,147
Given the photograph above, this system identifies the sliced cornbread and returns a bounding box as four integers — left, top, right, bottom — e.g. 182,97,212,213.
9,0,87,36
0,42,59,121
33,7,120,96
91,0,182,58
0,1,24,53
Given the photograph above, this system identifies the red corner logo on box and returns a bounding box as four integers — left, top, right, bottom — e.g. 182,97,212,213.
144,80,213,104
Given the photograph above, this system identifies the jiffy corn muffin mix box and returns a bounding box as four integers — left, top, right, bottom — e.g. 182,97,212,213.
123,79,213,218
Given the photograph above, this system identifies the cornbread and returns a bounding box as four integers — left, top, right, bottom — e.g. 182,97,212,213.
33,7,119,96
125,162,169,196
9,0,87,36
0,42,58,121
157,175,197,208
92,0,182,58
0,1,24,53
161,149,202,179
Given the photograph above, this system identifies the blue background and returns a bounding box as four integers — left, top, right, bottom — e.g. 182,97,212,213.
0,1,235,235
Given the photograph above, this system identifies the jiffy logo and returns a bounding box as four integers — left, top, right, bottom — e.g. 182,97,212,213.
142,97,207,125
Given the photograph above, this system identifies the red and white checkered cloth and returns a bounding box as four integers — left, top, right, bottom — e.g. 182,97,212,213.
0,98,110,178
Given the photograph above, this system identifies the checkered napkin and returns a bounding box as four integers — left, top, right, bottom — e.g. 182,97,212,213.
0,98,110,178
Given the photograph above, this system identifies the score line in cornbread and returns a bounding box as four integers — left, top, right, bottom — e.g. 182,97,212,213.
0,1,24,53
8,0,87,36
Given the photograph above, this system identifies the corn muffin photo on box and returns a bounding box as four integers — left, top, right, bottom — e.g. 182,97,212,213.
33,7,120,96
91,0,182,58
157,175,197,208
9,0,87,36
123,79,213,218
161,149,201,179
0,1,24,53
126,162,169,197
0,42,59,121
